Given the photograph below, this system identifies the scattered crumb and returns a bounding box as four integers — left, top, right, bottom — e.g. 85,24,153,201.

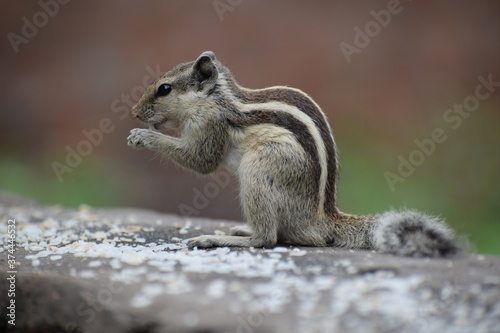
272,247,289,253
88,260,102,267
130,293,153,308
79,269,97,279
205,279,227,299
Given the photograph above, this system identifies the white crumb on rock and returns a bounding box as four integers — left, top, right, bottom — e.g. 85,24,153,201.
129,293,153,308
79,269,97,279
290,248,307,256
205,279,227,299
88,260,102,267
272,246,290,253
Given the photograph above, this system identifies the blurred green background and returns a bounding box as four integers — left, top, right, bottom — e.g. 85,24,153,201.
1,1,499,255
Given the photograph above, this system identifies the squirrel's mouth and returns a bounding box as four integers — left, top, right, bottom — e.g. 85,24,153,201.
148,118,169,131
147,117,180,137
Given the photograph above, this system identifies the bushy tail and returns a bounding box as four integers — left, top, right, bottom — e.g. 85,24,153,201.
371,210,466,258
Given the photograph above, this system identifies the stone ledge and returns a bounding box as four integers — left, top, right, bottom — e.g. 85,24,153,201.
1,193,499,333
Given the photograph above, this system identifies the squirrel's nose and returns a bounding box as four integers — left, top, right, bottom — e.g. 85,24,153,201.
131,105,140,119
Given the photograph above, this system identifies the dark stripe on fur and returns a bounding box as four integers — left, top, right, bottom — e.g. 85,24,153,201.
206,83,219,96
397,225,460,257
225,79,338,216
227,109,321,206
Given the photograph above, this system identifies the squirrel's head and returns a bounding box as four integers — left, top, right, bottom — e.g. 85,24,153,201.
131,51,221,130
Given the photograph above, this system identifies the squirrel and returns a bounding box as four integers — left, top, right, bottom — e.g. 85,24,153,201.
127,51,466,258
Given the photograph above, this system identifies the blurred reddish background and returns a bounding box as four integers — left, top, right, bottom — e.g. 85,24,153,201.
1,1,499,253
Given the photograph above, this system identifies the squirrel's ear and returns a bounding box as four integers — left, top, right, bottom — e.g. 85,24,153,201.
193,51,218,87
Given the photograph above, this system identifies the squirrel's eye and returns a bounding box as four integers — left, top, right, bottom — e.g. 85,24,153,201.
156,84,172,97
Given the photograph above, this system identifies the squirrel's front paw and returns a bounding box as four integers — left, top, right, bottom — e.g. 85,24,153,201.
127,128,159,150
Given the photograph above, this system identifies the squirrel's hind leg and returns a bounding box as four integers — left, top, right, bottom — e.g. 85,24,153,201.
230,225,253,237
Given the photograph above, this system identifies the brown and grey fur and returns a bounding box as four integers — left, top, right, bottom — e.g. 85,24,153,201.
127,51,466,257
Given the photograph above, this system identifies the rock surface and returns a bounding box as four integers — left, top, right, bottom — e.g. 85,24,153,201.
1,192,499,333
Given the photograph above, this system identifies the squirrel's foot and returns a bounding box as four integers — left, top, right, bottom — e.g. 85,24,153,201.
187,235,220,249
187,235,252,249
